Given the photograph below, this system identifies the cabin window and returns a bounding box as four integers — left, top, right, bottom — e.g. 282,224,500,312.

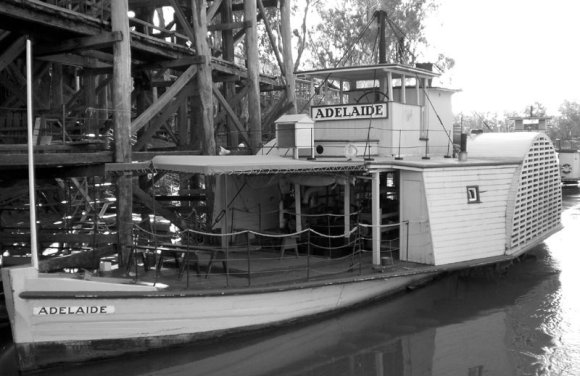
466,185,480,203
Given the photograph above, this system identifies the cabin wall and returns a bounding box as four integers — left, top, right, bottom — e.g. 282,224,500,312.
214,176,281,234
423,89,455,156
399,171,434,264
313,117,389,143
313,117,389,158
422,165,519,265
389,103,422,157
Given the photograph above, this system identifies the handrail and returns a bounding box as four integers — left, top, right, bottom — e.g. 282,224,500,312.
129,17,190,45
131,221,407,288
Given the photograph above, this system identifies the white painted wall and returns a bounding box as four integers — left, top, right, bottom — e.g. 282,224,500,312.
389,103,421,158
399,171,434,264
422,165,519,265
312,88,454,160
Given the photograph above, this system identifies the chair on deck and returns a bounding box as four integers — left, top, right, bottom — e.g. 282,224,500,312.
178,251,201,280
280,235,299,259
380,237,399,266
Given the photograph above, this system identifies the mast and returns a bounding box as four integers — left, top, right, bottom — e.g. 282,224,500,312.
26,37,39,269
377,10,387,64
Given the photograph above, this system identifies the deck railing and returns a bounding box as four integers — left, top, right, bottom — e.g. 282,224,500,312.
131,220,405,289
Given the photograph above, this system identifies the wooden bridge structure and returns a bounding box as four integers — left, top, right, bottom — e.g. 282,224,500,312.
0,0,300,268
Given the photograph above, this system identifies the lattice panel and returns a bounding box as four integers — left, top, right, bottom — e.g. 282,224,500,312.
510,135,562,248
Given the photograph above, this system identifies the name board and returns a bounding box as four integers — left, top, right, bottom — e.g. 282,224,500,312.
34,305,115,315
523,119,540,125
311,103,388,121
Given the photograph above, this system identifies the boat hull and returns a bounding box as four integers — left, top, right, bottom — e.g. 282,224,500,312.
2,266,436,371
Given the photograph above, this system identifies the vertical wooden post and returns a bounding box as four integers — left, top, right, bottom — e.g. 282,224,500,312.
343,175,350,237
173,4,190,150
415,77,421,105
111,0,133,267
222,0,238,146
191,0,216,156
244,0,262,150
26,37,39,270
294,183,302,232
378,10,387,64
371,171,381,266
97,74,109,130
50,63,63,111
387,71,393,101
401,75,406,104
134,6,154,144
280,0,296,114
83,64,96,134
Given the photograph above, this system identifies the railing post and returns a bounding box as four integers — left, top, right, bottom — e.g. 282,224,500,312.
405,220,410,260
62,104,66,143
306,230,311,281
186,230,190,288
358,226,362,275
327,215,331,256
246,231,251,287
225,234,230,287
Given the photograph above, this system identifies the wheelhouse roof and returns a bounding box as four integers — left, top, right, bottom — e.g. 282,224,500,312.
296,63,439,82
151,155,365,175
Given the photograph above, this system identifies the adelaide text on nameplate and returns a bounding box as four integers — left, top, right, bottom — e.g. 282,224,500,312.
33,306,115,315
311,103,388,121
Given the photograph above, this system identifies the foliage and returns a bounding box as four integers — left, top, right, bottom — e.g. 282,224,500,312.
554,101,580,139
305,0,439,69
525,102,547,118
250,0,447,78
455,101,580,142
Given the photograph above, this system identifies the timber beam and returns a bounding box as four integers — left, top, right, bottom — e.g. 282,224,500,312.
137,56,206,70
168,0,194,41
0,0,105,37
232,0,278,11
133,184,189,230
134,87,191,151
36,53,112,69
0,35,25,73
35,32,123,56
212,85,250,145
208,21,251,32
207,0,224,21
131,64,199,135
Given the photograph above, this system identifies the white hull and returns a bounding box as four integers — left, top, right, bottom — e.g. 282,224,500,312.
2,266,436,371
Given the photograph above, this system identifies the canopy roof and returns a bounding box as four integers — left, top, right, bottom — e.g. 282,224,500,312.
152,155,365,175
296,63,439,82
468,132,552,160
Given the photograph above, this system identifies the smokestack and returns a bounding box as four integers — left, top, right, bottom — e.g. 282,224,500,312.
458,132,468,161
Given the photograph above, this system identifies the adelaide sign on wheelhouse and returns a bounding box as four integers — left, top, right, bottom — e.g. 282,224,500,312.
311,103,388,121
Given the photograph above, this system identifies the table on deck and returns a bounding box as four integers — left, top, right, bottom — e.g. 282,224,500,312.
135,242,262,279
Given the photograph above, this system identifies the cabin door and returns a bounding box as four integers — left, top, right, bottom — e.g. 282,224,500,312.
399,177,433,264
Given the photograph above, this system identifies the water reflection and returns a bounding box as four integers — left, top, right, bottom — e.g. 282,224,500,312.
1,189,579,376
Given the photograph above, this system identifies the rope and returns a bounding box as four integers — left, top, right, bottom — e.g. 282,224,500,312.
420,80,454,146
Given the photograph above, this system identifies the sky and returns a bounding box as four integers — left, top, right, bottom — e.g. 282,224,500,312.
422,0,580,116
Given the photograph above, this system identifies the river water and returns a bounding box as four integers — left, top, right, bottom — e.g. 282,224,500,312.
1,188,579,376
